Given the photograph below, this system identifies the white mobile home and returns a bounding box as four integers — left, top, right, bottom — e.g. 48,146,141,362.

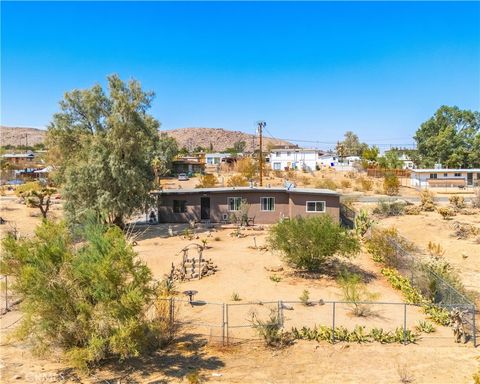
269,147,323,172
410,169,480,188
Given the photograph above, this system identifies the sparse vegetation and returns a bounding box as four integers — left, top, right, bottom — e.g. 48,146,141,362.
404,205,421,215
448,195,465,210
269,275,282,283
372,200,405,217
427,241,445,258
383,173,400,196
340,179,352,189
356,176,373,191
235,157,257,180
251,309,293,348
231,292,242,301
196,173,218,188
419,190,436,211
365,227,415,267
437,206,455,220
299,289,311,306
338,270,379,317
226,174,249,187
315,178,337,190
268,216,360,272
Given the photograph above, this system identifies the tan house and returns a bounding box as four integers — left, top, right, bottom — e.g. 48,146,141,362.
153,187,340,224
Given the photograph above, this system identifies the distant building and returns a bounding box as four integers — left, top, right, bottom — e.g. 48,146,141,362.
154,186,340,224
172,156,205,174
2,152,35,165
398,153,415,170
410,169,480,188
318,154,339,167
269,146,323,172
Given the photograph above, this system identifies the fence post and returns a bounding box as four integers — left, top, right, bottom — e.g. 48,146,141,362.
472,305,477,348
403,303,407,345
5,276,8,311
226,303,229,346
332,302,336,344
169,297,173,327
222,303,225,346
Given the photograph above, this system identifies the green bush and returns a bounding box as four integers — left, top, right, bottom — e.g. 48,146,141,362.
383,174,400,195
268,216,360,271
354,209,375,237
0,218,165,371
251,309,293,348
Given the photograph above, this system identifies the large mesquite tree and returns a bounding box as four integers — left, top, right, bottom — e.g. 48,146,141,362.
47,75,176,226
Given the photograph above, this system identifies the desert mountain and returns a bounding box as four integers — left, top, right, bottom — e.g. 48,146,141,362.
163,127,291,152
1,126,46,147
1,126,291,152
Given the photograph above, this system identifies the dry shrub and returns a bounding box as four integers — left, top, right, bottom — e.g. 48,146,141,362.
372,200,405,217
437,206,455,220
356,176,373,191
404,205,421,215
383,174,400,196
451,221,480,239
472,188,480,208
226,174,248,187
196,173,217,188
235,158,257,180
449,195,465,210
340,179,352,189
299,175,311,186
419,190,436,211
272,170,283,178
315,178,337,190
285,170,295,180
365,227,415,267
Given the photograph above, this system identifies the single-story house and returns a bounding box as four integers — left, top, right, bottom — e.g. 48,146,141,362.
318,154,339,167
410,169,480,188
172,156,205,174
2,152,35,165
153,187,340,224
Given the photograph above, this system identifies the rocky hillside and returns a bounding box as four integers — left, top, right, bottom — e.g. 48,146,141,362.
1,126,290,152
1,126,46,147
163,127,290,152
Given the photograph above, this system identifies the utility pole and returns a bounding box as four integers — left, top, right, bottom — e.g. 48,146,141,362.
257,121,266,186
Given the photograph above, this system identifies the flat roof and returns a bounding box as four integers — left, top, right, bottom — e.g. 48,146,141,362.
153,187,339,196
411,169,480,173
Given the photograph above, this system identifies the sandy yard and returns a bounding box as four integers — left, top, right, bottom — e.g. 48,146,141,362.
1,188,479,383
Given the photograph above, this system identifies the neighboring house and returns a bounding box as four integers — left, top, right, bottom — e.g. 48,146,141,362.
410,169,480,188
2,152,35,165
154,187,340,224
343,156,361,166
269,146,324,171
318,154,339,167
205,153,230,165
399,153,415,170
172,156,205,174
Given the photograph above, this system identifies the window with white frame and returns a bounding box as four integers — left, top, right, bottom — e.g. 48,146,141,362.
227,197,242,211
306,201,326,212
273,162,281,170
260,197,275,211
454,172,461,177
429,173,437,179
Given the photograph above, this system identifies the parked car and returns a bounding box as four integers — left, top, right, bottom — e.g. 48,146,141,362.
178,173,189,181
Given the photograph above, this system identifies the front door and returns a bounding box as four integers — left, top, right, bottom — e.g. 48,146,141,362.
200,197,210,220
467,173,473,186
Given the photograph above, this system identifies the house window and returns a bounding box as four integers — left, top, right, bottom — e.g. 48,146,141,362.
429,173,437,179
273,162,281,170
173,200,187,213
227,197,242,211
287,152,291,156
275,152,280,157
260,197,275,211
454,173,461,177
443,173,448,177
306,201,326,212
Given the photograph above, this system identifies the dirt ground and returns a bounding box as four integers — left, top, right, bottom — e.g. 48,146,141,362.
1,188,479,383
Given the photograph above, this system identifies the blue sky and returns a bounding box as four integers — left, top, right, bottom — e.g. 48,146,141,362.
1,1,479,149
